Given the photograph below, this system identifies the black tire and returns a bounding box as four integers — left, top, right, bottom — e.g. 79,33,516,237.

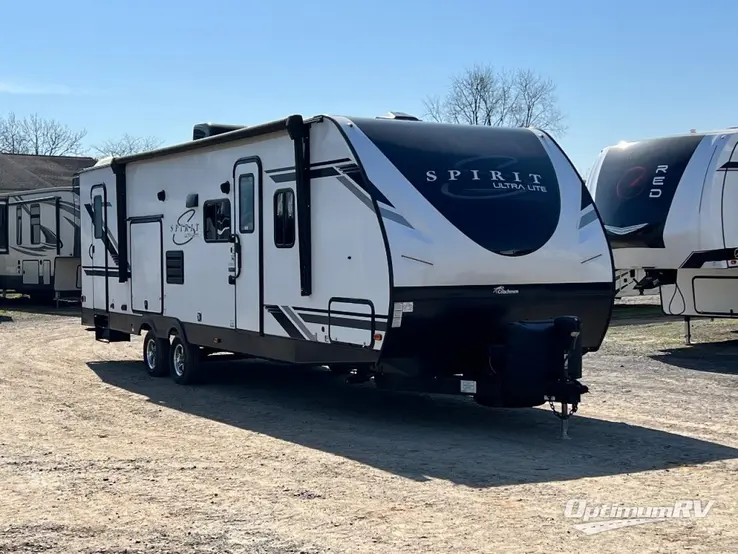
169,336,203,385
143,330,169,377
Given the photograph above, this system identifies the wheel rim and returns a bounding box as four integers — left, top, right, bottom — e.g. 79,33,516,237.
173,344,185,377
145,339,157,369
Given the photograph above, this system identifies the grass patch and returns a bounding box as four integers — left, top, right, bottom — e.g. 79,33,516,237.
603,315,738,353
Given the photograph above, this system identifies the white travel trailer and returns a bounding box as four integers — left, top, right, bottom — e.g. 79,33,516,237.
79,113,615,426
0,184,82,302
586,128,738,339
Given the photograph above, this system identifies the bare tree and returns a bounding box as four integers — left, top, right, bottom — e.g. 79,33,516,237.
0,112,87,155
422,64,567,137
91,134,164,157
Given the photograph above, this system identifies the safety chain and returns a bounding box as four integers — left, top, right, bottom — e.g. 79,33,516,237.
548,397,579,420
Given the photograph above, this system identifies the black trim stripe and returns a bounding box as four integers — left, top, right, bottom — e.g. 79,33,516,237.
268,160,396,210
579,206,598,229
337,164,394,208
270,166,339,183
265,304,306,340
83,200,130,276
265,157,351,175
292,305,389,319
299,312,387,332
718,161,738,171
680,247,738,269
83,268,120,277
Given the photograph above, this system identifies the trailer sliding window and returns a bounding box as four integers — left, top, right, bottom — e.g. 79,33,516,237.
30,204,41,245
203,199,231,243
16,206,22,245
274,188,295,248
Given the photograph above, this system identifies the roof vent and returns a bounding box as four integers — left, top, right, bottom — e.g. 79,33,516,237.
192,123,246,141
376,111,421,121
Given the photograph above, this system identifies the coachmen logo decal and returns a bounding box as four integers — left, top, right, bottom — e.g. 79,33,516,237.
492,286,519,295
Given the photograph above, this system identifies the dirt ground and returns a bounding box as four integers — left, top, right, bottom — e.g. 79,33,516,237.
1,297,738,553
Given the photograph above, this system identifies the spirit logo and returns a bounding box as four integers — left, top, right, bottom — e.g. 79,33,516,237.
426,169,547,199
171,209,200,245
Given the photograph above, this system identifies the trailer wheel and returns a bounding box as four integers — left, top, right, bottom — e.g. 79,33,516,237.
143,330,170,378
169,336,202,385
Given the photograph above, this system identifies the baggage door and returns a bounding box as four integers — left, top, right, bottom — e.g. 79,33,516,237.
232,158,262,333
90,186,108,311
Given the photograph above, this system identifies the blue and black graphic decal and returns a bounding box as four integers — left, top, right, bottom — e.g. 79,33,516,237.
349,118,562,257
594,135,704,249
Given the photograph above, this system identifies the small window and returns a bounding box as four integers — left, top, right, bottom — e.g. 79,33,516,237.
16,206,22,245
93,195,104,239
0,202,8,253
238,174,255,233
30,204,41,245
203,199,232,243
274,188,295,248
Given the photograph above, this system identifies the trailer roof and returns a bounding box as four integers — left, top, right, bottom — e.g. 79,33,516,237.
0,185,77,197
105,115,297,168
607,126,738,150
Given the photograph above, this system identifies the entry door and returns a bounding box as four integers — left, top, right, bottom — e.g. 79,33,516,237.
90,188,107,310
233,159,261,332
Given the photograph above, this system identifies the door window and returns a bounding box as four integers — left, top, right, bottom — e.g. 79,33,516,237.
238,174,255,233
93,195,104,239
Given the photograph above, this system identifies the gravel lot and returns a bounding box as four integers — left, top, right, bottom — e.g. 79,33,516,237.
1,297,737,553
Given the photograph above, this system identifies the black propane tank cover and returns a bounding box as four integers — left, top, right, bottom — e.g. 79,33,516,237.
502,321,558,407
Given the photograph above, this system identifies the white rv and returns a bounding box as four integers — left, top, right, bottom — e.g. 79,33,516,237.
78,113,615,420
0,184,82,302
586,128,738,329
